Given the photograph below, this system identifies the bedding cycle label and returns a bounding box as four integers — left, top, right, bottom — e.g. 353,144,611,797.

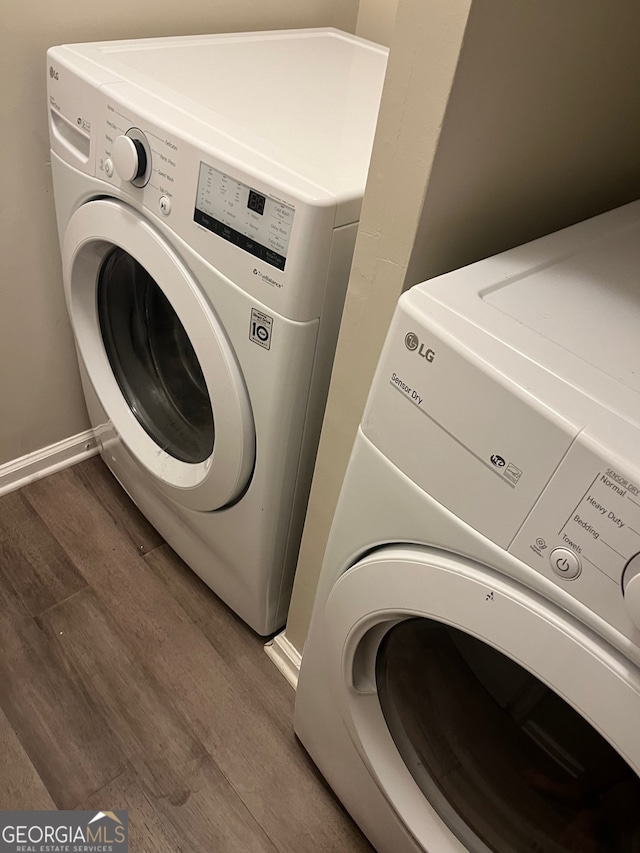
558,467,640,579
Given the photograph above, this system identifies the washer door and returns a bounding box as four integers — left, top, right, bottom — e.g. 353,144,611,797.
324,546,640,853
63,199,255,511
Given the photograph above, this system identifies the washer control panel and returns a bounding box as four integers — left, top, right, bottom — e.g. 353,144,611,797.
194,162,295,271
100,101,179,217
510,433,640,641
79,82,333,321
48,60,336,324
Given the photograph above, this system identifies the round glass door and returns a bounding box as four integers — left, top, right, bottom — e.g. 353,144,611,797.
377,618,640,853
98,247,214,464
325,547,640,853
63,198,255,510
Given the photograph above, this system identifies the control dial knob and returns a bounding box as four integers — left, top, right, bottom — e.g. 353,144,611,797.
112,130,150,187
622,553,640,630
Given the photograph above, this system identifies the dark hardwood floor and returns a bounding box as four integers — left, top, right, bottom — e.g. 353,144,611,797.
0,456,372,853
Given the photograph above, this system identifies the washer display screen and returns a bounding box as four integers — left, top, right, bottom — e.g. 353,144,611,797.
194,163,294,271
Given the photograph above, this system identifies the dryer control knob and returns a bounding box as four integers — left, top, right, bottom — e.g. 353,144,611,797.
113,134,147,183
622,553,640,630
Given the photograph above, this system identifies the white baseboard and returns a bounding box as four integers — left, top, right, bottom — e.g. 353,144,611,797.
0,429,99,497
264,630,302,690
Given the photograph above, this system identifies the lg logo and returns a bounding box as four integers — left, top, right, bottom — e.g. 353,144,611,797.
404,332,435,363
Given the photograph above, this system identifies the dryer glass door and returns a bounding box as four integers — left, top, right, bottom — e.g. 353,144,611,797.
377,617,639,853
325,547,640,853
98,246,214,465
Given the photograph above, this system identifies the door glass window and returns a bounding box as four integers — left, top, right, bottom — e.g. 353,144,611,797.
377,618,640,853
98,247,214,464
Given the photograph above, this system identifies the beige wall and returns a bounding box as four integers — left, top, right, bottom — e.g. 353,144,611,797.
407,0,640,284
0,0,358,468
355,0,398,45
285,0,640,654
285,0,474,651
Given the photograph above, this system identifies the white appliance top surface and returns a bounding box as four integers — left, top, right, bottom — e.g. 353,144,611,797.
62,29,387,194
482,224,640,394
416,201,640,407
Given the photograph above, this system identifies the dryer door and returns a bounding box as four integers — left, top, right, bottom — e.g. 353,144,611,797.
63,199,255,511
324,546,640,853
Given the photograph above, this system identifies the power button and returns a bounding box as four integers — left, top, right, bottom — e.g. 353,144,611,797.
549,547,581,580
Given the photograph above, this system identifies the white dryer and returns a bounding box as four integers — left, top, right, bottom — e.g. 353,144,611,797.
47,29,387,635
295,202,640,852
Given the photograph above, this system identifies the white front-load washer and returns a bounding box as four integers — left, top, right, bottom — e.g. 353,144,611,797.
46,29,387,635
295,202,640,852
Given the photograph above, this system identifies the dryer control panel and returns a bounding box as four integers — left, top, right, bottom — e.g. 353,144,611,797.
364,250,640,647
510,429,640,640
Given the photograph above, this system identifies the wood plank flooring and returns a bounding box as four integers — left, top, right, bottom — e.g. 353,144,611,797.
0,456,372,853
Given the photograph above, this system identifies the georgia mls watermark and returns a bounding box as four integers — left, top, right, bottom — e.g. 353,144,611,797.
0,811,128,853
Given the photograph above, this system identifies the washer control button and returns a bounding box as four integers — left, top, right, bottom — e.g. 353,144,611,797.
159,196,172,216
104,158,114,178
113,134,143,182
550,547,581,580
111,128,152,187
